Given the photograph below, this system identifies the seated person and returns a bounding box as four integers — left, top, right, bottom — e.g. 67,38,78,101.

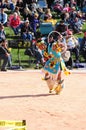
57,34,73,69
22,7,32,21
24,38,45,69
30,13,40,37
40,8,52,21
20,20,33,41
71,17,83,34
0,23,6,42
9,12,21,35
55,20,68,36
15,0,24,14
0,1,7,8
4,0,15,11
63,3,71,12
53,2,63,14
0,39,12,71
66,31,80,63
80,32,86,62
0,8,8,26
9,2,15,11
43,15,57,26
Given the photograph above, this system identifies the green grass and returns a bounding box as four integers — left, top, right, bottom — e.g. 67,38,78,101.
5,21,86,69
5,26,43,69
5,27,36,69
11,48,36,68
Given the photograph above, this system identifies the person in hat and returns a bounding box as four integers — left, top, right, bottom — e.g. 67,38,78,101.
20,19,33,41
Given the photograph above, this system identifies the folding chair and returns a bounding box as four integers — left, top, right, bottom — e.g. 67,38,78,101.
39,22,54,36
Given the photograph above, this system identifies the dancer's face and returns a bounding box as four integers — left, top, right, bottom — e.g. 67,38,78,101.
49,36,54,43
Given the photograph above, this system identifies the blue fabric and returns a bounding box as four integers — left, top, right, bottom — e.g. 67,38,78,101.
0,54,8,69
10,3,15,11
82,7,86,13
44,44,62,74
22,33,32,41
44,57,60,74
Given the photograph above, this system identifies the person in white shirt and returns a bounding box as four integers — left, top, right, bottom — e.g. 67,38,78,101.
66,31,80,63
0,8,8,26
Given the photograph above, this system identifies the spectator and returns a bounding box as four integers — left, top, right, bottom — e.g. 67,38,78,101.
55,20,68,36
22,7,32,21
20,20,33,41
63,3,71,12
15,0,24,15
69,6,77,20
43,15,57,27
22,0,32,9
14,6,21,16
24,36,45,69
44,8,52,19
37,7,44,20
66,30,80,63
4,0,15,11
46,0,54,8
61,10,70,22
30,13,40,37
80,32,86,61
77,0,83,9
0,8,8,26
71,17,83,34
53,1,63,15
40,8,52,21
0,23,6,42
0,39,12,71
31,0,37,11
70,0,76,7
57,34,73,69
31,39,45,69
9,12,21,35
0,1,6,8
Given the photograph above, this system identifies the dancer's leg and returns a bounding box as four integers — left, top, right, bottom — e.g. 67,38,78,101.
51,71,64,94
46,77,55,93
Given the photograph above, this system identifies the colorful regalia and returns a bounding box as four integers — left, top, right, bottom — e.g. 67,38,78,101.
37,37,70,94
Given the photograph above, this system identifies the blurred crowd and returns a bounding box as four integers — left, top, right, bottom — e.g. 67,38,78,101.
0,0,86,71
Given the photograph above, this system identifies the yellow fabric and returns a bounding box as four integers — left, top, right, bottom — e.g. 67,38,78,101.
44,19,57,26
8,48,12,52
61,61,71,76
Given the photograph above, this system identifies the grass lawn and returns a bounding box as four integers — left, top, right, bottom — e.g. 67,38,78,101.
5,27,36,69
5,20,86,69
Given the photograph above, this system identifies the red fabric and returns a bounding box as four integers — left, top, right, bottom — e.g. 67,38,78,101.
9,15,21,28
67,30,73,35
53,4,63,11
63,7,71,12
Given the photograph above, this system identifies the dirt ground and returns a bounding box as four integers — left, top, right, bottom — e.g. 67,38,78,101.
0,69,86,130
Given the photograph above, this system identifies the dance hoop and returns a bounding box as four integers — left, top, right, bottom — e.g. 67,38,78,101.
47,31,63,43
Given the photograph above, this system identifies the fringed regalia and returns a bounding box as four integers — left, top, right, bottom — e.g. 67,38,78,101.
37,35,70,94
